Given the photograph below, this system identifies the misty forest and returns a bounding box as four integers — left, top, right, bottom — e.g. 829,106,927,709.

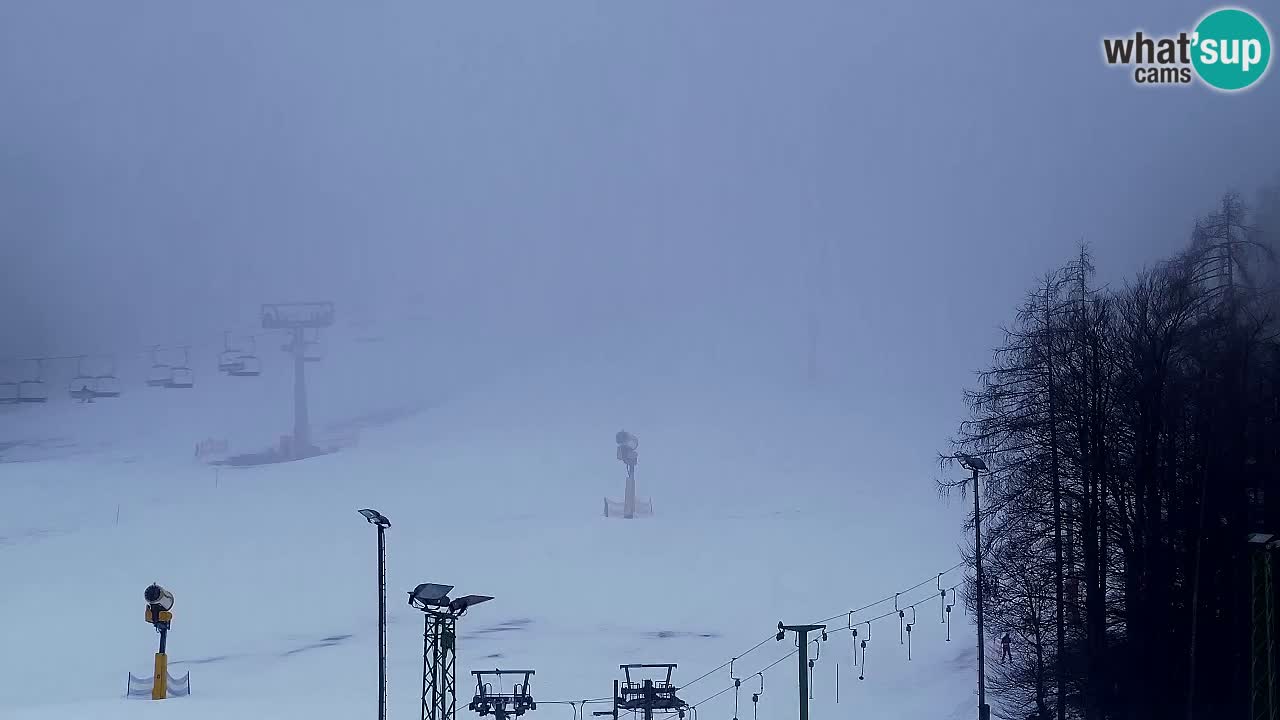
946,186,1280,720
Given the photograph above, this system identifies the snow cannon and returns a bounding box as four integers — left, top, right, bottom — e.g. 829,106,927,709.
144,584,174,612
616,431,639,468
605,430,653,519
129,583,190,700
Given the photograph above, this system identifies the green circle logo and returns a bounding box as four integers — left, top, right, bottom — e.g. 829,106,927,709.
1192,8,1271,91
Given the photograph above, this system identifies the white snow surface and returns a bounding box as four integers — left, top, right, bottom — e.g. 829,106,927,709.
1,321,980,719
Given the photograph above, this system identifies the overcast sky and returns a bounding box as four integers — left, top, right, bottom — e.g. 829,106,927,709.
2,1,1277,419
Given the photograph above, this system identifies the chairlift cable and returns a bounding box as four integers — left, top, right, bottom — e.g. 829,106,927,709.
682,563,967,702
634,583,949,718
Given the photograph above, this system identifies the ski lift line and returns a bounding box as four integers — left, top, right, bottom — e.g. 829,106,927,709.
814,587,956,640
681,636,773,691
811,561,966,626
11,355,83,362
9,329,289,373
693,585,959,711
678,562,966,699
538,701,583,720
691,648,798,709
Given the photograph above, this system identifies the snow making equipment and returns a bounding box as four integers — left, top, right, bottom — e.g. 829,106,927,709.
604,430,653,519
127,583,190,699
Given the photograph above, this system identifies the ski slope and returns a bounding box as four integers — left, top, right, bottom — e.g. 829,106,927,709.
0,317,980,720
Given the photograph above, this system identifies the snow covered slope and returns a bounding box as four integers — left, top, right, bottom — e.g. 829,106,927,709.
0,318,979,720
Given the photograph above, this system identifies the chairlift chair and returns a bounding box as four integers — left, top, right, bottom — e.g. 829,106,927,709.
17,359,49,403
167,367,195,389
303,339,323,362
227,354,261,377
90,355,122,398
303,329,324,362
0,360,17,402
67,362,98,401
146,347,173,387
18,382,49,402
218,332,246,373
66,356,118,400
218,350,244,374
280,332,324,362
146,364,174,387
165,347,194,389
226,337,262,377
92,373,122,398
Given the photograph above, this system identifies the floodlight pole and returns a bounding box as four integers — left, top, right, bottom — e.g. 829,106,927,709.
377,521,388,720
973,463,987,720
957,455,990,720
359,509,391,720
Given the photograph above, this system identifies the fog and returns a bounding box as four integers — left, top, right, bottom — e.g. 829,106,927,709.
2,0,1278,420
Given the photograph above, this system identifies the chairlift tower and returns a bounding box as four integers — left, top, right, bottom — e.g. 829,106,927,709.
597,665,688,720
776,624,826,720
469,670,536,720
261,302,334,458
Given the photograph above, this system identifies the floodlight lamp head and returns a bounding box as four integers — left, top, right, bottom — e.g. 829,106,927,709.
359,508,391,528
957,453,987,472
449,594,494,615
409,582,455,608
616,430,638,451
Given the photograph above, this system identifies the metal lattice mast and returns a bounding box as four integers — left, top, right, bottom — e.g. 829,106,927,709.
427,609,437,717
419,608,467,720
444,620,457,720
410,581,492,720
1252,550,1277,720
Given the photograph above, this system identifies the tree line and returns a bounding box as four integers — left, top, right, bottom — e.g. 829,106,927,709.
941,182,1280,720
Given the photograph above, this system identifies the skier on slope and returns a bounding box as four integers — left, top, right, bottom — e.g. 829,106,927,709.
1001,632,1012,662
